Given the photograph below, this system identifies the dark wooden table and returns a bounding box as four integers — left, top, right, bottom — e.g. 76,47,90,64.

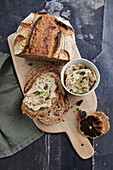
0,0,113,169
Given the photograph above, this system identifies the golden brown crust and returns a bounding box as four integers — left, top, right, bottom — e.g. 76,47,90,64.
22,70,65,118
21,63,69,124
22,103,36,119
25,64,60,88
64,95,69,113
14,12,74,63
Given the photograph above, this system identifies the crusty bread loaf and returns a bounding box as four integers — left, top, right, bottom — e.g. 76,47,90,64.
14,11,76,64
38,95,69,124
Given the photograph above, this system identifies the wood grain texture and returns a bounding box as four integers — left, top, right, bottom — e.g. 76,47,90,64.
8,33,97,159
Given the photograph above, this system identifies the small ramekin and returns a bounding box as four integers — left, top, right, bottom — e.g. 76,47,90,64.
61,58,100,96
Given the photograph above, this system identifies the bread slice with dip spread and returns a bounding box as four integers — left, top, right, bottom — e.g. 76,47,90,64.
22,64,69,123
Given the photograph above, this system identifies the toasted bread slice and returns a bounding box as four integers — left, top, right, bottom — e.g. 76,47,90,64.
38,95,69,124
24,71,65,96
22,92,59,118
25,64,60,89
22,71,64,117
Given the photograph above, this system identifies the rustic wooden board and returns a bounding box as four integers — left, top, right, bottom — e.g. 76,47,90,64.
8,33,97,159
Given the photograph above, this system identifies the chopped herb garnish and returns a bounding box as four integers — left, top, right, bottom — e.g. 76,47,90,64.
76,71,81,74
76,90,79,93
49,90,51,93
81,87,85,94
88,83,91,86
71,78,74,81
44,93,46,96
81,79,84,82
40,99,43,103
71,105,73,108
62,119,65,122
40,91,43,94
35,91,40,96
39,82,41,84
76,79,80,82
46,79,48,81
77,108,80,111
73,110,75,113
82,90,85,94
70,89,73,92
69,84,72,86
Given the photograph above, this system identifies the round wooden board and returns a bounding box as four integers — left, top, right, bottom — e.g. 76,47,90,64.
8,33,97,159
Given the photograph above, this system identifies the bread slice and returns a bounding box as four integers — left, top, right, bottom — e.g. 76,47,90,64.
22,71,65,117
14,12,75,64
25,64,60,89
24,71,65,96
38,95,69,124
22,92,59,118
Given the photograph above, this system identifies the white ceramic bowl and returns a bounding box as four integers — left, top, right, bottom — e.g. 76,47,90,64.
61,58,100,96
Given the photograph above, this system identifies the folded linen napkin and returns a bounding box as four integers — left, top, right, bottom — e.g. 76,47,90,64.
0,52,44,158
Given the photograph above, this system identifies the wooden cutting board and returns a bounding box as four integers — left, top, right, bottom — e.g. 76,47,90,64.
8,33,97,159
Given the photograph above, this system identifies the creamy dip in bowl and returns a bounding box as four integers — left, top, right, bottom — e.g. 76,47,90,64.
61,58,100,96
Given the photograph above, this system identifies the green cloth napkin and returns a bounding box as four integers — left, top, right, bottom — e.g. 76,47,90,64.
0,52,44,158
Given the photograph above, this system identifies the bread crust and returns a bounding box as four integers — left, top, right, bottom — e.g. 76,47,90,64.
14,12,75,63
38,94,69,124
23,71,62,117
21,64,69,123
25,64,60,89
24,71,65,96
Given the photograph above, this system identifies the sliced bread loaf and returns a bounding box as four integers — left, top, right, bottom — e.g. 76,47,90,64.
21,64,69,123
